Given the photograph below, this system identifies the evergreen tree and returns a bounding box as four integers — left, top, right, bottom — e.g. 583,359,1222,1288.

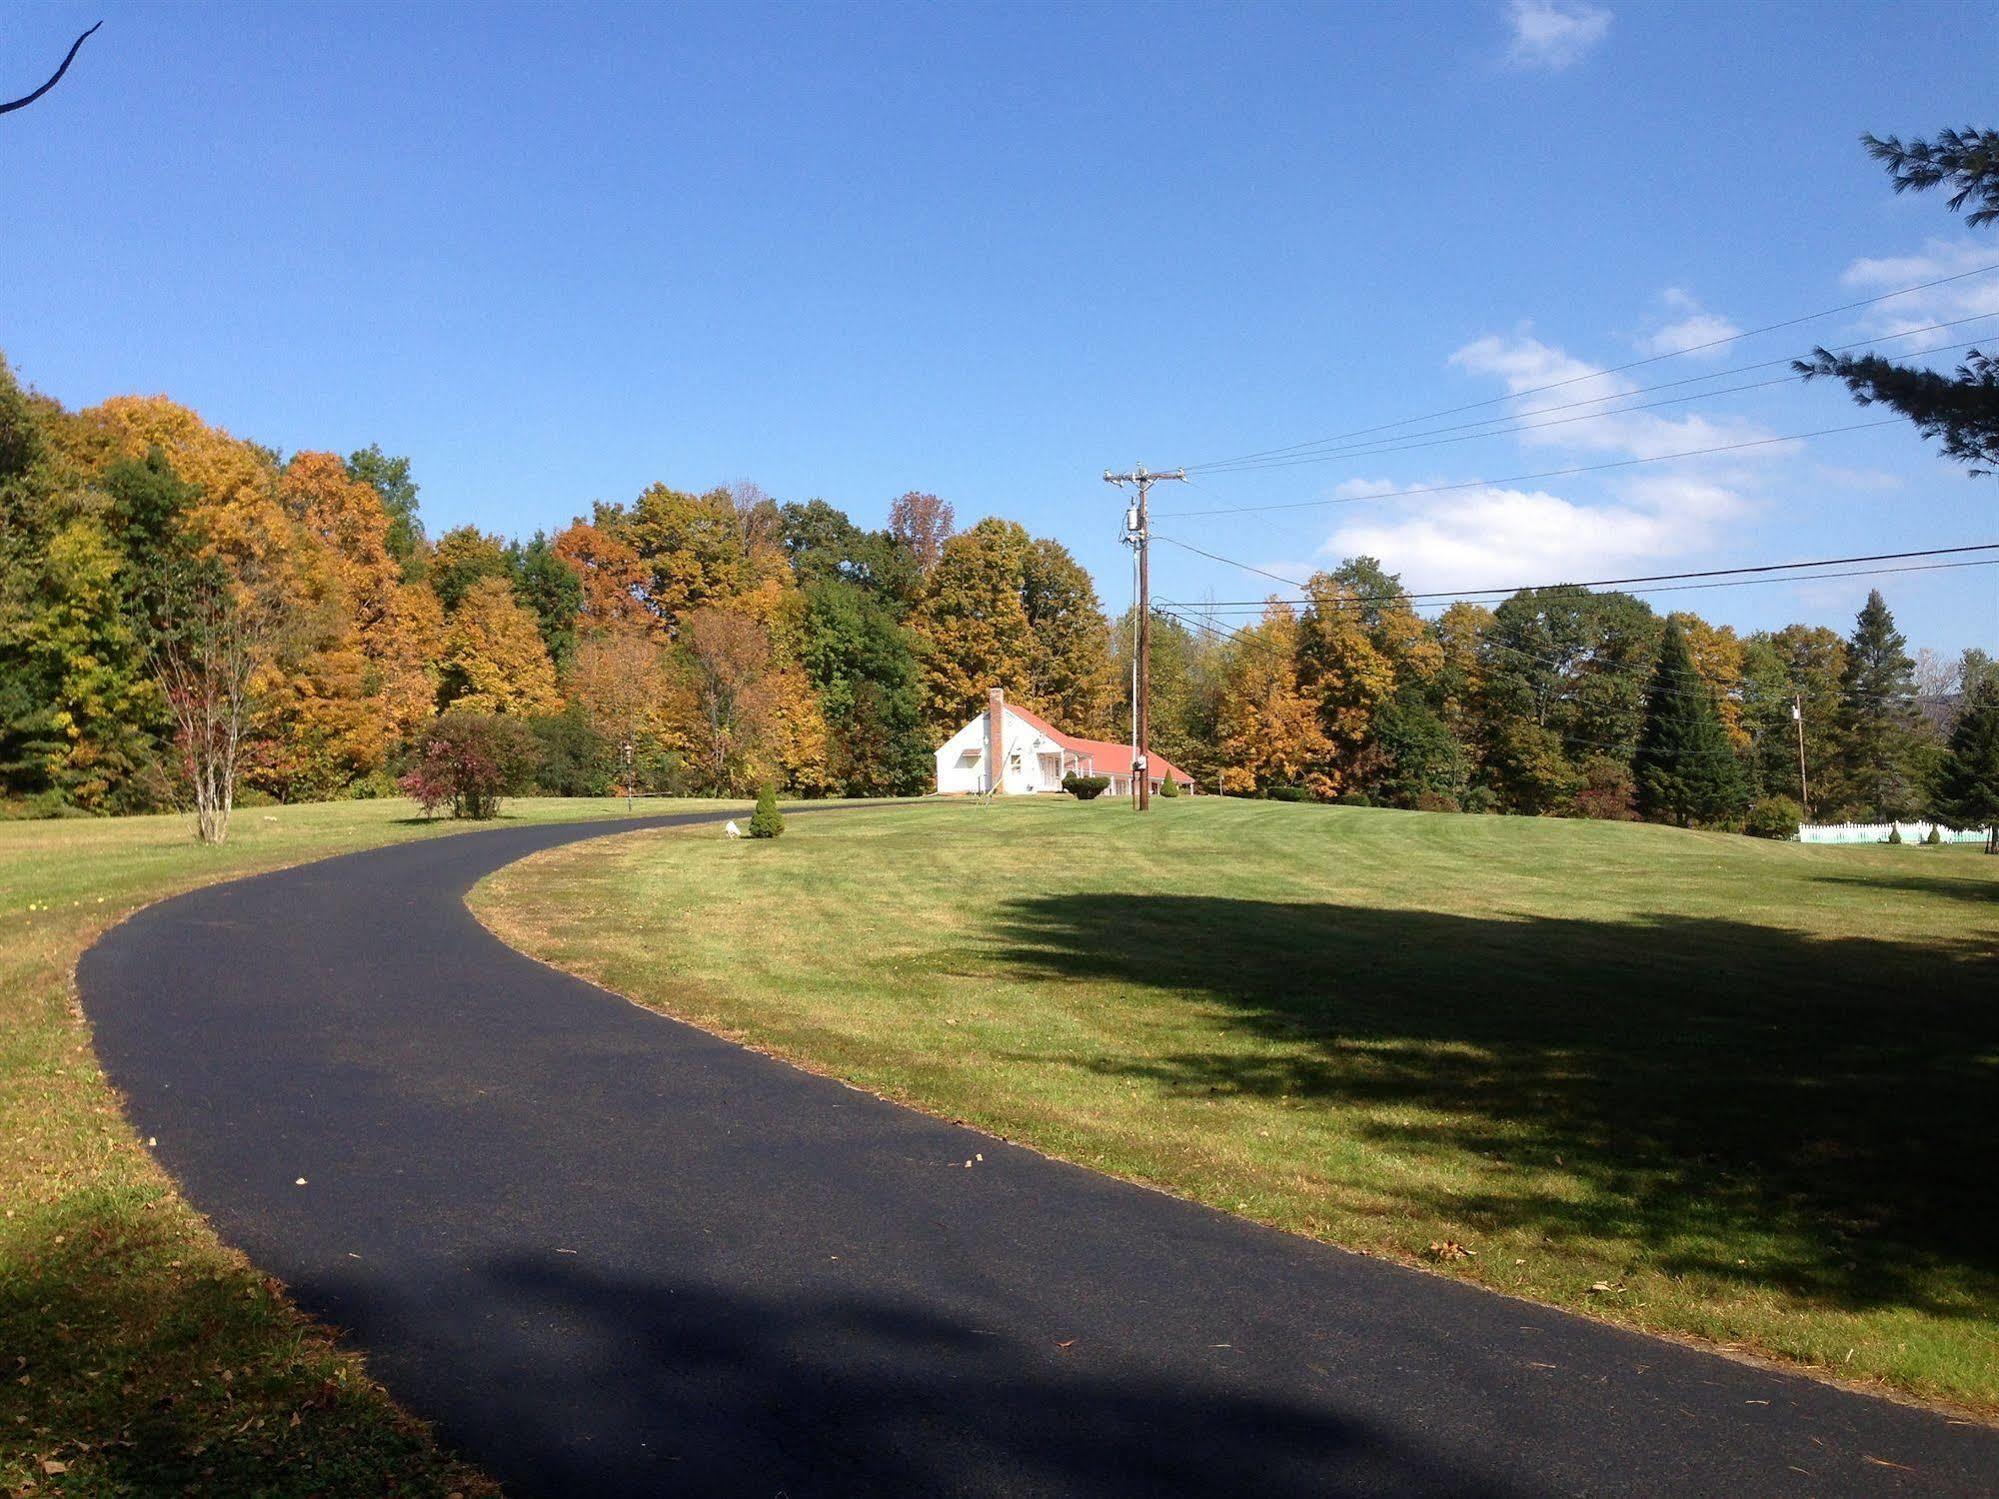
1797,129,1999,474
1930,676,1999,853
1633,618,1747,826
1836,590,1921,819
747,781,784,838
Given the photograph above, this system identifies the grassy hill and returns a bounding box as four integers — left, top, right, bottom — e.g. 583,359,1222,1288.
474,797,1999,1411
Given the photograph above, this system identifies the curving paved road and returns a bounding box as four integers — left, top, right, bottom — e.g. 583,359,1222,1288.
80,811,1998,1496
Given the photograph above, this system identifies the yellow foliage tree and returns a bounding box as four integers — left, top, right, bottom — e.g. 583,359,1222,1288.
1297,575,1398,793
1670,611,1749,749
1215,605,1332,794
440,576,560,716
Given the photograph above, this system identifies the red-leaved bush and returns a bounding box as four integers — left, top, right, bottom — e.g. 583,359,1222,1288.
398,710,536,819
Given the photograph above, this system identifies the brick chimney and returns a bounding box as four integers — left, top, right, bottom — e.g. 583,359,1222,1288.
987,687,1005,794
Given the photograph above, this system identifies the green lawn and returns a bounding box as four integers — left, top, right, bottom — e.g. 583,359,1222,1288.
472,797,1999,1413
0,795,741,1496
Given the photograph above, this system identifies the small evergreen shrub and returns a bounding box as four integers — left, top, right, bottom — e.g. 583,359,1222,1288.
1267,786,1310,803
1887,824,1904,845
1062,773,1110,801
1926,825,1943,845
1742,795,1803,840
1336,790,1371,807
1158,776,1181,798
747,783,785,838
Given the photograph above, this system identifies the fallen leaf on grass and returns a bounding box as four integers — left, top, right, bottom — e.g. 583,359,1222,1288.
1587,1281,1625,1294
1424,1241,1475,1262
42,1460,67,1475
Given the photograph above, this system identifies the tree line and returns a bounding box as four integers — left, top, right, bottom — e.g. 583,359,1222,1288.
0,357,1129,836
2,355,1993,842
1118,559,1995,834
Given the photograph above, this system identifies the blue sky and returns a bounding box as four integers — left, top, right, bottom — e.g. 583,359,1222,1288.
4,0,1995,653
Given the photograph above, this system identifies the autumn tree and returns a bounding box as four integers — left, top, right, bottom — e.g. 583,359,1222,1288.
344,444,424,576
438,575,560,716
622,483,791,632
911,518,1035,732
667,608,826,794
1213,604,1330,795
553,510,652,632
887,490,955,574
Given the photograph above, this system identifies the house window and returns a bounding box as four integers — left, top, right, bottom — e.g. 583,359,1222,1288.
957,749,981,767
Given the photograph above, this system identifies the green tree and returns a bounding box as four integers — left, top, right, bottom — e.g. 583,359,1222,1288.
429,526,512,612
507,532,585,670
779,499,920,603
1739,624,1845,810
1798,129,1999,475
799,578,930,795
1021,536,1117,737
1930,676,1999,852
344,445,424,576
1370,691,1473,809
1836,590,1921,819
1633,618,1747,826
747,781,784,838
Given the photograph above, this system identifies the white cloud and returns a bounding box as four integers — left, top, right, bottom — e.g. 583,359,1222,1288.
1839,238,1999,338
1448,331,1773,458
1504,0,1611,69
1322,474,1748,591
1330,476,1402,500
1637,288,1742,357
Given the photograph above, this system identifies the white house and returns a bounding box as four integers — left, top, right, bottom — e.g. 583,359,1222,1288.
934,688,1197,797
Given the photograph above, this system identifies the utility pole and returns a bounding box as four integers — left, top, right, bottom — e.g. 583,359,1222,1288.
1792,695,1810,816
1104,465,1186,811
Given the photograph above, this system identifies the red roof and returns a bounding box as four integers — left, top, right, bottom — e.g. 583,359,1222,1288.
1001,701,1195,784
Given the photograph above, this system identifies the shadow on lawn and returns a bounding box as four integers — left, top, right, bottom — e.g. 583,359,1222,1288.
990,893,1999,1316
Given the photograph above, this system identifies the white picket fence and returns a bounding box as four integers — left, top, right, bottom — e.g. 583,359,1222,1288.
1798,821,1992,845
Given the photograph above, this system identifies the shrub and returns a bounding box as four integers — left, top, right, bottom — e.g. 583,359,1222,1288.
1887,824,1904,845
747,783,785,838
1742,795,1803,840
398,711,536,819
1569,756,1639,821
1062,773,1111,801
1926,825,1943,845
1158,776,1181,798
1412,790,1461,813
1266,786,1310,803
1336,790,1371,807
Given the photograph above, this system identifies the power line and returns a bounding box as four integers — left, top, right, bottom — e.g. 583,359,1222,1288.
1173,557,1999,615
1155,417,1904,517
1152,541,1999,608
1175,260,1999,473
1189,328,1996,476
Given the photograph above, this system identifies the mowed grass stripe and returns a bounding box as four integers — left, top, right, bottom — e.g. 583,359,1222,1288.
472,797,1999,1412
